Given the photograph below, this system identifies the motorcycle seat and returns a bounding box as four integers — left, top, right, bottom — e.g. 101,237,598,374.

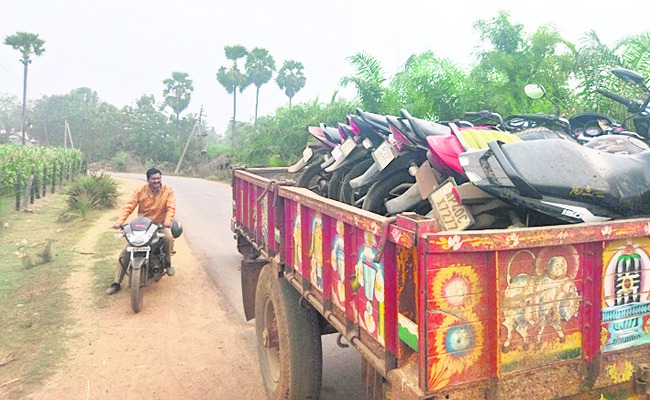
408,116,452,141
357,108,390,132
485,139,650,216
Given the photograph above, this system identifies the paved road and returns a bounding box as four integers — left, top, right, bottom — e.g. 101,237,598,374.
115,173,366,400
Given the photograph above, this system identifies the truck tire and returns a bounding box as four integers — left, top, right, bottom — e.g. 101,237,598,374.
339,158,375,205
130,266,143,313
362,170,415,216
255,264,322,400
297,162,330,197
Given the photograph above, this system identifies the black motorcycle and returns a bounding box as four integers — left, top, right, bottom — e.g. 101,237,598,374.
119,216,181,313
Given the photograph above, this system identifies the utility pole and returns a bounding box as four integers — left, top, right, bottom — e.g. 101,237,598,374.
174,107,202,174
63,118,74,149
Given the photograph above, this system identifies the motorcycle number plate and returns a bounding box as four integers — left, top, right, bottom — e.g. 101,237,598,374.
332,145,343,160
373,141,396,171
126,246,150,252
341,138,356,156
428,178,473,232
302,146,313,162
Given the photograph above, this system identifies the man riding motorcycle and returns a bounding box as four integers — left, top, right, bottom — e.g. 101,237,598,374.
106,168,176,295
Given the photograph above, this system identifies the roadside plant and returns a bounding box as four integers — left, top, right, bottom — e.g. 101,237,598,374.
65,172,118,218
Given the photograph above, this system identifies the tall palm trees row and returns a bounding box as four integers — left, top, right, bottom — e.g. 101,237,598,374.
216,45,306,143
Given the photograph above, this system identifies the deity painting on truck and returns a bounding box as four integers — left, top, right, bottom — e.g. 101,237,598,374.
330,220,345,309
602,238,650,352
292,204,302,274
499,245,583,374
309,213,323,290
352,231,385,345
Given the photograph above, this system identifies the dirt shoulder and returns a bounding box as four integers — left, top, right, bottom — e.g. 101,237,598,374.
27,177,264,400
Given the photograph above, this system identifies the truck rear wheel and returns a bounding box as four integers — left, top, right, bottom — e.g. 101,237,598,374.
255,264,323,400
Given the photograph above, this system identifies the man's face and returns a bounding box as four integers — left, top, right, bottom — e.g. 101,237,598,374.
148,173,162,191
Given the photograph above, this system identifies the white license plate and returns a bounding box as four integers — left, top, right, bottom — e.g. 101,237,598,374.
428,179,473,231
373,141,396,170
341,138,356,156
331,145,343,160
302,146,313,162
126,246,150,252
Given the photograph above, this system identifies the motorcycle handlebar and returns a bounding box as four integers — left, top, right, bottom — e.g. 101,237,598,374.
464,110,504,126
508,113,557,122
596,88,636,110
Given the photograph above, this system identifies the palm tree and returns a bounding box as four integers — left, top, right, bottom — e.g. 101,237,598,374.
4,32,46,145
162,71,194,150
574,31,622,113
276,60,306,108
163,71,194,123
245,47,276,131
615,32,650,75
339,52,387,113
217,45,249,145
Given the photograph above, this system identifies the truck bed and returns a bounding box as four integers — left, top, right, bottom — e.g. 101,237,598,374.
232,167,650,399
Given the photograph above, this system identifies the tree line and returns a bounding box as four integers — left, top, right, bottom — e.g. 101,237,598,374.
1,11,649,171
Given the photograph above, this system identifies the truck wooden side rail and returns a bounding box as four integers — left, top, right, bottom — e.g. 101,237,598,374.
232,167,650,400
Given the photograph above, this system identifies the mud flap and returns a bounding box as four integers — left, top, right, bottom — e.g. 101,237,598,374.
241,258,267,321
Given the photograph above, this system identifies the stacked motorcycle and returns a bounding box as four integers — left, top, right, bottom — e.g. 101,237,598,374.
289,68,650,231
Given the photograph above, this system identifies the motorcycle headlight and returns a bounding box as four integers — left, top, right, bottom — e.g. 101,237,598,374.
362,138,373,149
126,231,148,246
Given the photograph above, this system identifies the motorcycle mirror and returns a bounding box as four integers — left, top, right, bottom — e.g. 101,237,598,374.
612,68,646,87
524,84,546,100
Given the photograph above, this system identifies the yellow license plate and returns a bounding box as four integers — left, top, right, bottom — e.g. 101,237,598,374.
428,178,474,231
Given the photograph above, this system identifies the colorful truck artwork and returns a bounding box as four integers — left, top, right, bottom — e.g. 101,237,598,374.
232,167,650,400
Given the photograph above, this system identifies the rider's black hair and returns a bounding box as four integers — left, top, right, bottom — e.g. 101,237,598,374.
146,168,162,180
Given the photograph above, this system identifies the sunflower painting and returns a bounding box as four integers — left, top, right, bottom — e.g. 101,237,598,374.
427,264,490,390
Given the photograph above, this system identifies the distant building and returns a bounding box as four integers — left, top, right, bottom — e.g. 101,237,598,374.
7,132,38,146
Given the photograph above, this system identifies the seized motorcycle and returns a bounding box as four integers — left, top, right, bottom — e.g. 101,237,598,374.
118,216,182,313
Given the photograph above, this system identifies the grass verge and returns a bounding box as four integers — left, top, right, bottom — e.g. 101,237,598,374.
0,193,114,398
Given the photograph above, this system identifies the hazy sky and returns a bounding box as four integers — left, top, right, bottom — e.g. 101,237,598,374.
1,0,648,135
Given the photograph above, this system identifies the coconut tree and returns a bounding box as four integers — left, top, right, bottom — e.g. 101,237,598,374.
615,32,650,76
276,60,306,108
162,71,193,152
217,45,249,145
162,71,194,123
4,31,46,145
245,47,276,131
339,52,387,113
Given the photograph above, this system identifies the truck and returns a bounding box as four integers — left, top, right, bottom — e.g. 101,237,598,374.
231,166,650,400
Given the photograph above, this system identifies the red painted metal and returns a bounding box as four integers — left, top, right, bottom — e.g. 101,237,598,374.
232,168,650,399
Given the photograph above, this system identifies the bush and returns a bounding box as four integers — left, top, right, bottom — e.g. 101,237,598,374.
65,172,118,218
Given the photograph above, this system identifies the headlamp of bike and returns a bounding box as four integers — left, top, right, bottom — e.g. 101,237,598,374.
126,225,158,246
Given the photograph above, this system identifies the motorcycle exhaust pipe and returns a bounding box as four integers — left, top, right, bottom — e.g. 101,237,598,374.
385,182,423,215
350,162,380,189
287,157,308,173
325,146,367,172
320,155,336,169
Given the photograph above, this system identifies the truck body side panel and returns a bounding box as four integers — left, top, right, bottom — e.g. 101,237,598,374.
232,168,650,399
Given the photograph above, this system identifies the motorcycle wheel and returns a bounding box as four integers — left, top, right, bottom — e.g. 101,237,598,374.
130,266,143,313
362,170,415,216
296,162,330,197
327,165,352,200
255,264,322,400
339,157,375,205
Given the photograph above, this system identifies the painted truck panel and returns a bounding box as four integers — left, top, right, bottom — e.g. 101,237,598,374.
232,168,650,400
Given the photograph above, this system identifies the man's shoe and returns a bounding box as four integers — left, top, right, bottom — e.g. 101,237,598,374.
106,283,121,295
166,263,175,276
